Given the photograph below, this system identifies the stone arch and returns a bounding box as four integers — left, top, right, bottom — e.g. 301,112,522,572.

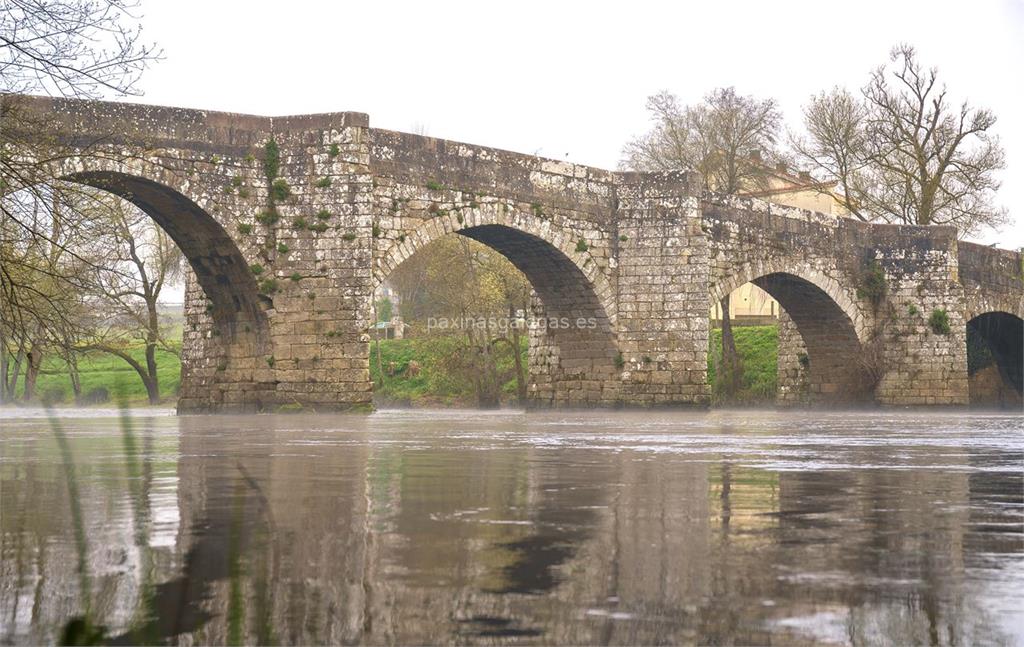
375,206,617,325
373,205,621,407
4,155,272,411
966,311,1022,408
965,293,1024,327
711,261,872,404
711,260,868,343
59,170,268,341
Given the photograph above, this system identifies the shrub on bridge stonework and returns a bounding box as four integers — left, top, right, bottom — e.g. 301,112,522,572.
271,179,292,201
425,180,446,191
856,258,887,306
263,139,280,181
237,223,252,235
316,177,332,188
928,309,951,335
256,210,279,226
328,143,340,157
575,240,589,253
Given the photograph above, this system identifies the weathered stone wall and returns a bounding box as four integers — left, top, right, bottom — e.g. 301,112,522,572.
776,310,809,405
615,172,710,405
6,93,1019,411
870,225,969,406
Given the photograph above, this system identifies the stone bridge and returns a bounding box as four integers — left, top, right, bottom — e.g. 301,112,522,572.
3,95,1021,412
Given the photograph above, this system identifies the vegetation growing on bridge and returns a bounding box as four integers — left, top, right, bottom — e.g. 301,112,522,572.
929,309,951,335
856,258,887,305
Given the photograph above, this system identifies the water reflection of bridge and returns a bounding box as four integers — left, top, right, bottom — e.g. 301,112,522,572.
1,415,1020,644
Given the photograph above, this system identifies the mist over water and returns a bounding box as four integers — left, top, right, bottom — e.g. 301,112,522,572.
1,409,1021,645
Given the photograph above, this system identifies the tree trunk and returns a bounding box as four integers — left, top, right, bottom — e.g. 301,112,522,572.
143,375,160,406
375,328,384,387
8,344,26,399
144,341,160,405
0,331,8,404
66,353,82,404
23,344,42,402
480,327,500,408
509,305,528,405
720,295,743,398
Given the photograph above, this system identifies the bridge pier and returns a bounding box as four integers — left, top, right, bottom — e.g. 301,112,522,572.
872,227,970,406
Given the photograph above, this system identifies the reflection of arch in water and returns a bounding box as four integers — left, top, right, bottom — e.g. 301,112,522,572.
712,263,871,404
966,311,1023,408
375,208,620,406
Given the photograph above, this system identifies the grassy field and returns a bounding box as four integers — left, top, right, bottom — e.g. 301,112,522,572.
707,325,778,404
7,325,781,408
10,347,182,406
368,335,527,406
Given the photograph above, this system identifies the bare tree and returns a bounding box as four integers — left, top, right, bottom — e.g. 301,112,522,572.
1,1,160,402
1,0,159,98
793,88,872,220
621,87,782,194
793,45,1007,236
78,198,182,404
0,185,100,402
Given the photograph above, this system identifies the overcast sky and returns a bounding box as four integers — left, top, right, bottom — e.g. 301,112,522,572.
125,0,1023,249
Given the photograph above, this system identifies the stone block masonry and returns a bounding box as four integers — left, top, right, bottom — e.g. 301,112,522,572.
4,94,1020,411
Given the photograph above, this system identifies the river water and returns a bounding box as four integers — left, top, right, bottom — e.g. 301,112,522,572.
0,408,1021,645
